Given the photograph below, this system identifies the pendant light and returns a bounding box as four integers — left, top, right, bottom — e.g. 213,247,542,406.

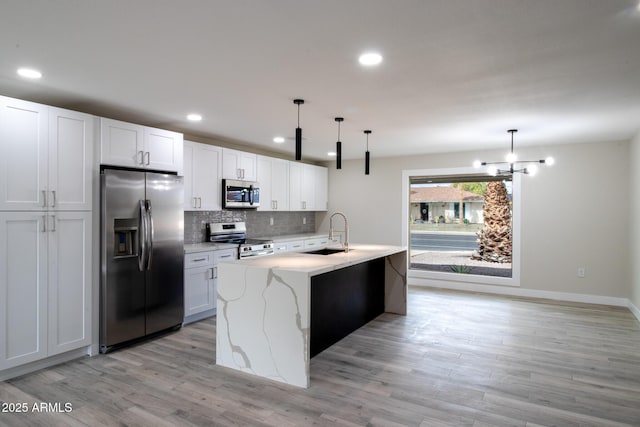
293,99,304,161
364,130,372,175
335,117,344,169
473,129,554,176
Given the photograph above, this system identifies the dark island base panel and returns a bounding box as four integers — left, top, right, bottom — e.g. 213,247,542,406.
310,258,385,358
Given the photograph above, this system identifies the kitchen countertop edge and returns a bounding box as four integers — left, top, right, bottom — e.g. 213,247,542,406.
220,244,406,277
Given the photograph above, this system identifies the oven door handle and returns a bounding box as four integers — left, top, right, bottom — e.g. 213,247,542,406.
240,249,274,258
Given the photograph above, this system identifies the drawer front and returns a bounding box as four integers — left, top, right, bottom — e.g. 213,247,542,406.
288,241,305,252
214,248,237,263
304,238,328,249
185,251,215,268
274,243,289,253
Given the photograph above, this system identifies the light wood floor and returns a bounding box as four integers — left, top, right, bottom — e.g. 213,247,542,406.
2,287,640,426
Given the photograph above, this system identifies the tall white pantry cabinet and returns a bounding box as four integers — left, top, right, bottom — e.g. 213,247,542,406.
0,96,93,371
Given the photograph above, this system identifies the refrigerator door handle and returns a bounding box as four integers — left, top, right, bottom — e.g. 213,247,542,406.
138,199,147,271
146,200,154,270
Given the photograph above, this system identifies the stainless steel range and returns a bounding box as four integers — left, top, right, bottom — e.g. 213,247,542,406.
205,222,274,259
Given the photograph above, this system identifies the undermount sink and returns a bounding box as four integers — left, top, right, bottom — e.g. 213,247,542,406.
304,248,351,255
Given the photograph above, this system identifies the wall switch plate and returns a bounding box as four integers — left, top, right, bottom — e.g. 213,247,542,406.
577,267,585,278
270,217,274,226
303,217,306,225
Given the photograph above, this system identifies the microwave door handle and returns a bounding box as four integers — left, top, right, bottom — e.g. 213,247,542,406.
249,185,254,205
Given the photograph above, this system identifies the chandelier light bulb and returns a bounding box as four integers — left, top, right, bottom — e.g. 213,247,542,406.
528,164,539,176
487,165,498,176
473,160,482,168
506,152,517,163
545,156,555,166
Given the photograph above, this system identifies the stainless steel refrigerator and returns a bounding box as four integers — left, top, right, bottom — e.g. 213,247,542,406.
100,168,184,353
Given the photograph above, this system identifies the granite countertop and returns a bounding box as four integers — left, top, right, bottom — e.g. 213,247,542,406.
220,243,406,276
184,242,239,254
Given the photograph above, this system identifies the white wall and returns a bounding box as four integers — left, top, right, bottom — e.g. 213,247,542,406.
320,139,630,299
630,132,640,312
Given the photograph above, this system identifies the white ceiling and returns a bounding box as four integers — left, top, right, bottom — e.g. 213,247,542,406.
1,0,640,161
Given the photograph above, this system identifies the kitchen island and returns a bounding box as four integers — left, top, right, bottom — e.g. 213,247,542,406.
216,244,407,388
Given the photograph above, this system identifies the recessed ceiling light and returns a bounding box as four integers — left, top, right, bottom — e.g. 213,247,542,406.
358,52,383,66
327,152,337,157
187,113,202,122
17,68,42,79
273,136,285,144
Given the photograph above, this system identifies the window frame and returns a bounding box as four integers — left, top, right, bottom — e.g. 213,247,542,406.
402,167,521,287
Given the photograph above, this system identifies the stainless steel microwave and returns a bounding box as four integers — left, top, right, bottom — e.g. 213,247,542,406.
223,179,260,209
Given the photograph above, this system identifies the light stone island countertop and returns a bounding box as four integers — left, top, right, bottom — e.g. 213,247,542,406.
216,242,407,388
219,243,406,276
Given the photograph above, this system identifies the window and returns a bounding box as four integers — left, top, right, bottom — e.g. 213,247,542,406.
402,167,521,287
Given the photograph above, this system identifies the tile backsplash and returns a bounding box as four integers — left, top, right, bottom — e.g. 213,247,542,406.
184,210,316,244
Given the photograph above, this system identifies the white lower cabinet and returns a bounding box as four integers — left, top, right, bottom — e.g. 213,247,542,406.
0,211,92,370
272,239,307,253
184,248,236,324
303,237,330,250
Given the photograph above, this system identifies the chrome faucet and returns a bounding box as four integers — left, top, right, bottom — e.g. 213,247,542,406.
329,211,349,253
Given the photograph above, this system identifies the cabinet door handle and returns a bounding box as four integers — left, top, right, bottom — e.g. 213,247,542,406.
50,215,56,232
213,266,217,279
193,257,206,262
198,197,202,208
42,215,47,232
144,151,150,166
51,190,56,207
138,150,144,165
42,190,47,207
192,197,197,208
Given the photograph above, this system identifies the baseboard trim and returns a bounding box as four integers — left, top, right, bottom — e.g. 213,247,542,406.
409,276,630,308
0,347,91,382
628,300,640,322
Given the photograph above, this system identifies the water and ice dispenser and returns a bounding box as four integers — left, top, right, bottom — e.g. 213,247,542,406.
113,218,137,257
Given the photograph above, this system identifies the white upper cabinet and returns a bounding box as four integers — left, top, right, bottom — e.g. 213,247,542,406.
100,118,182,173
289,162,304,211
48,108,95,211
289,162,328,211
0,96,94,211
222,148,257,181
314,165,328,211
99,118,143,168
183,141,222,211
257,155,289,211
144,126,183,173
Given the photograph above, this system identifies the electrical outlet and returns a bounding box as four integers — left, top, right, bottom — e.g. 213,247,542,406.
303,217,306,225
577,267,585,278
269,217,274,226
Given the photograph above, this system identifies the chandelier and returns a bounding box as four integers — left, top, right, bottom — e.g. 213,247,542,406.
473,129,554,176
